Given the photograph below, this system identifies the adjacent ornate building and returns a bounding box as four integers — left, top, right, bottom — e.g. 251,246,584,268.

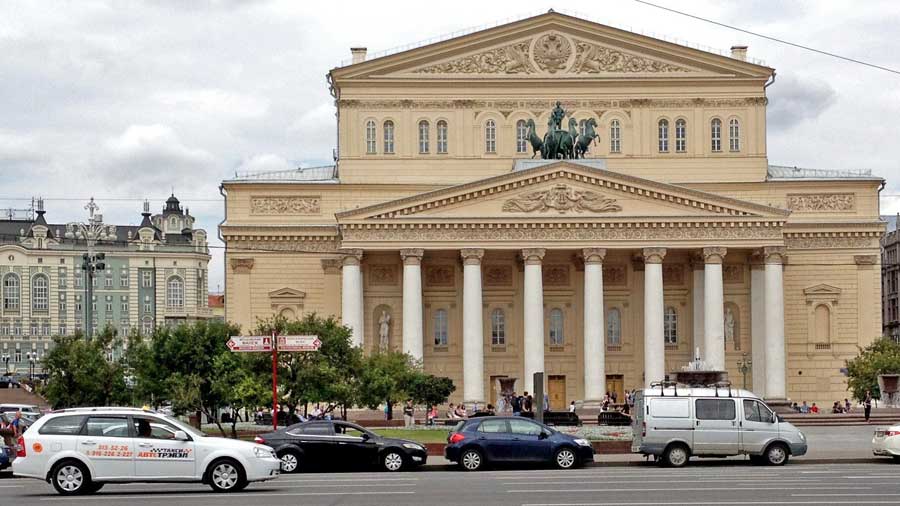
220,12,884,407
0,196,211,375
883,215,900,341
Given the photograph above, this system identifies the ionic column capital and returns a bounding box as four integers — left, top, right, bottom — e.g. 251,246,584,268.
339,249,364,266
320,258,342,274
229,258,254,274
702,246,728,264
581,248,607,265
749,249,766,269
521,248,546,265
460,248,485,266
400,248,425,266
763,246,786,265
642,247,667,264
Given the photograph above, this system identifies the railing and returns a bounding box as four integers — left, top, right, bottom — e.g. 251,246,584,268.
767,164,874,179
232,165,337,182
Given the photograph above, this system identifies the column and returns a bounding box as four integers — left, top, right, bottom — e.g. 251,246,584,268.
582,248,606,402
750,253,767,396
691,256,705,360
229,258,254,330
340,249,364,348
320,259,342,319
764,246,786,399
400,249,424,361
461,249,485,405
703,247,727,371
522,248,546,395
643,248,666,387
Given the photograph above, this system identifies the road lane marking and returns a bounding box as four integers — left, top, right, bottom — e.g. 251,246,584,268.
40,491,416,501
793,494,900,497
510,486,873,493
521,501,900,506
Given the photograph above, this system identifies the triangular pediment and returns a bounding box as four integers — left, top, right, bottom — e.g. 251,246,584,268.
268,287,306,300
336,161,789,223
803,284,842,296
332,12,772,80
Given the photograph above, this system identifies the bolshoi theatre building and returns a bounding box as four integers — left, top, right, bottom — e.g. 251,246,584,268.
220,12,885,408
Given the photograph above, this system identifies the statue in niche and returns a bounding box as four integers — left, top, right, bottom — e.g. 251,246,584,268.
378,310,391,352
724,307,735,342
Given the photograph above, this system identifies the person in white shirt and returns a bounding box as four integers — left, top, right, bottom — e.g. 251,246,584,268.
568,401,576,413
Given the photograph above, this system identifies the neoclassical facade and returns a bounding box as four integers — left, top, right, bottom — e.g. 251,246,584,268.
221,12,884,407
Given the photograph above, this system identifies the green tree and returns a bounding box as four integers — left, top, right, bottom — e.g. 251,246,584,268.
407,373,455,409
356,351,419,420
212,351,269,438
42,329,128,409
846,337,900,401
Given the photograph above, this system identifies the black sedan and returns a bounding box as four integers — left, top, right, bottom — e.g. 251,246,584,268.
255,420,428,473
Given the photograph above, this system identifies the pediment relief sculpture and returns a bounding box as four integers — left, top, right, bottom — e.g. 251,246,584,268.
502,184,622,214
414,41,535,74
571,41,692,73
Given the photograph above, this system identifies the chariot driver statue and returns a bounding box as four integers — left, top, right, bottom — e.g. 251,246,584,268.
526,100,599,160
549,101,566,132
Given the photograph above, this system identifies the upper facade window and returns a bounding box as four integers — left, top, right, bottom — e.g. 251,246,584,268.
32,274,49,312
383,120,395,154
549,308,564,346
711,118,722,152
610,120,621,153
484,120,496,153
418,120,429,154
365,120,376,154
664,306,678,345
3,274,20,311
675,119,687,153
658,119,669,153
436,120,448,154
729,118,740,152
433,308,448,346
607,308,621,346
516,120,528,154
166,276,184,309
491,308,506,346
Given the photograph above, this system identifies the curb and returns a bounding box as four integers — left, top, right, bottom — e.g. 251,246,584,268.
422,456,883,470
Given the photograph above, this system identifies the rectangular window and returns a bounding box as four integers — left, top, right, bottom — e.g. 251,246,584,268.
105,303,113,312
30,322,39,336
84,416,131,437
120,275,129,288
58,267,67,288
143,303,152,314
122,301,129,312
650,398,690,418
42,322,50,336
14,349,21,362
142,271,152,288
75,275,82,288
695,399,736,420
105,277,113,288
75,302,82,312
58,324,66,335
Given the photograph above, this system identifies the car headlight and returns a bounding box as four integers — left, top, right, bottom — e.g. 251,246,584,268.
798,432,806,441
574,438,591,447
402,443,424,451
253,446,276,459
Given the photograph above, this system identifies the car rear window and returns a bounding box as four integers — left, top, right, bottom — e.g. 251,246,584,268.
477,419,507,433
38,415,86,435
695,399,736,420
300,423,332,435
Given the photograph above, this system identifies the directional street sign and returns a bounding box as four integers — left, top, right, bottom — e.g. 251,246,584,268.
278,335,322,352
226,335,273,352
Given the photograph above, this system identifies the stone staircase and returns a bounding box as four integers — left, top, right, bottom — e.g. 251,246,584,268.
782,410,900,427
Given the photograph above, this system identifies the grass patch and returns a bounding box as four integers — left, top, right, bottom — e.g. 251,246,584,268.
372,428,452,444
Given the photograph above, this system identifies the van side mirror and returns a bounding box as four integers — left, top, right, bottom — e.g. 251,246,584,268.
174,430,190,441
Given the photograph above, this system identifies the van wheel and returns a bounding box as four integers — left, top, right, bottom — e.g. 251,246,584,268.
50,460,92,495
460,448,484,471
764,443,789,466
661,444,690,468
207,458,248,492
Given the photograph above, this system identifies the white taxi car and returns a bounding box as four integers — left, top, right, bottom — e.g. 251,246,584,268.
872,425,900,462
13,407,280,495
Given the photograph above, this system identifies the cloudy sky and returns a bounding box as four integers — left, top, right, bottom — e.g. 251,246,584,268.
1,0,899,291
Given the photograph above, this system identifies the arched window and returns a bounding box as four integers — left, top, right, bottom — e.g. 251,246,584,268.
607,308,621,346
729,118,740,151
365,120,376,154
610,120,621,153
433,309,448,346
2,274,20,311
166,276,184,309
711,118,722,152
484,119,496,153
436,120,448,154
383,120,395,154
664,306,678,345
815,305,831,343
658,119,669,152
491,308,506,346
549,308,564,345
418,120,429,154
516,120,528,153
675,119,687,153
31,274,48,312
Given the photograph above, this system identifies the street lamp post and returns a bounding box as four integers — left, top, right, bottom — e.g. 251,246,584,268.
26,352,38,382
76,198,108,341
737,352,752,391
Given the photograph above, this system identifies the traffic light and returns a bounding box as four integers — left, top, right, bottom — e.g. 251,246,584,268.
94,252,106,271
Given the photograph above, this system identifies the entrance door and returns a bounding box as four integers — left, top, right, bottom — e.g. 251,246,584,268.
548,376,566,411
606,375,624,404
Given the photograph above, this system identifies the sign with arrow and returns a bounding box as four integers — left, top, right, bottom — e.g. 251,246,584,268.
278,335,322,352
226,335,273,352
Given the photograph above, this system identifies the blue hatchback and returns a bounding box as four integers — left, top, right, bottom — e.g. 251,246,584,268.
445,416,594,471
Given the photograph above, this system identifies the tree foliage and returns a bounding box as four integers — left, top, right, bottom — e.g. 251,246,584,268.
846,337,900,401
407,373,456,408
42,328,128,409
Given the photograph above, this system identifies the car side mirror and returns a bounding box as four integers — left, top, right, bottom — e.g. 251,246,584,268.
173,430,190,441
539,431,549,440
361,432,370,440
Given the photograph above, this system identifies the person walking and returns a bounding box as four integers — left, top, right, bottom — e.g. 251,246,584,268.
511,393,522,416
524,392,533,414
568,401,576,413
864,390,873,422
403,400,415,429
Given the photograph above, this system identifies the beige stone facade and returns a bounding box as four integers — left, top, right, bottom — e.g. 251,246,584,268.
220,12,884,407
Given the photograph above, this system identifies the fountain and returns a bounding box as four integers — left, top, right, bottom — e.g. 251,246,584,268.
670,347,728,387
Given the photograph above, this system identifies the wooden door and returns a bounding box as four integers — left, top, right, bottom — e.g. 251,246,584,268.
606,375,624,404
548,375,566,411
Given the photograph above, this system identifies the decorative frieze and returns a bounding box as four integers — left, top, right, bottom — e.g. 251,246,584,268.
662,264,684,284
784,234,881,250
368,264,398,286
250,196,321,215
542,264,571,286
338,97,767,110
227,237,340,253
502,184,621,214
533,32,572,73
603,265,627,286
414,41,535,74
483,265,513,287
723,264,744,283
786,193,855,212
425,265,455,287
572,40,691,73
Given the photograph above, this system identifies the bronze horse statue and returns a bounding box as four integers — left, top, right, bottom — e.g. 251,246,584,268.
525,119,543,158
574,117,599,158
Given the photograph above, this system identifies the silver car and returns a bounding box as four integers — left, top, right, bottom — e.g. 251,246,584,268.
632,385,807,467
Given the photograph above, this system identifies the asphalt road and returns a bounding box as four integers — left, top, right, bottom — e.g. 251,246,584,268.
3,461,900,506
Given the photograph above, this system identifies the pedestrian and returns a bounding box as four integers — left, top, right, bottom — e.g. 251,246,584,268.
611,390,618,404
403,400,415,429
384,403,390,421
844,398,852,414
524,392,533,413
568,401,576,413
486,404,496,415
10,411,22,437
800,401,809,414
427,405,437,426
510,393,522,416
810,403,819,414
543,392,549,412
864,390,873,422
454,403,468,419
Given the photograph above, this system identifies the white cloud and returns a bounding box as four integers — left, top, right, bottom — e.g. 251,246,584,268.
235,153,294,173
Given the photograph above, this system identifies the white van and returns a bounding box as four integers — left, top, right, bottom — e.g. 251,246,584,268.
632,384,807,467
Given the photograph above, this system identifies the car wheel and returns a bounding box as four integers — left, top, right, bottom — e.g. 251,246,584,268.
554,447,578,469
207,458,248,493
50,460,92,496
764,443,789,466
661,444,690,468
460,448,484,471
893,455,900,463
278,449,301,473
382,450,405,472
